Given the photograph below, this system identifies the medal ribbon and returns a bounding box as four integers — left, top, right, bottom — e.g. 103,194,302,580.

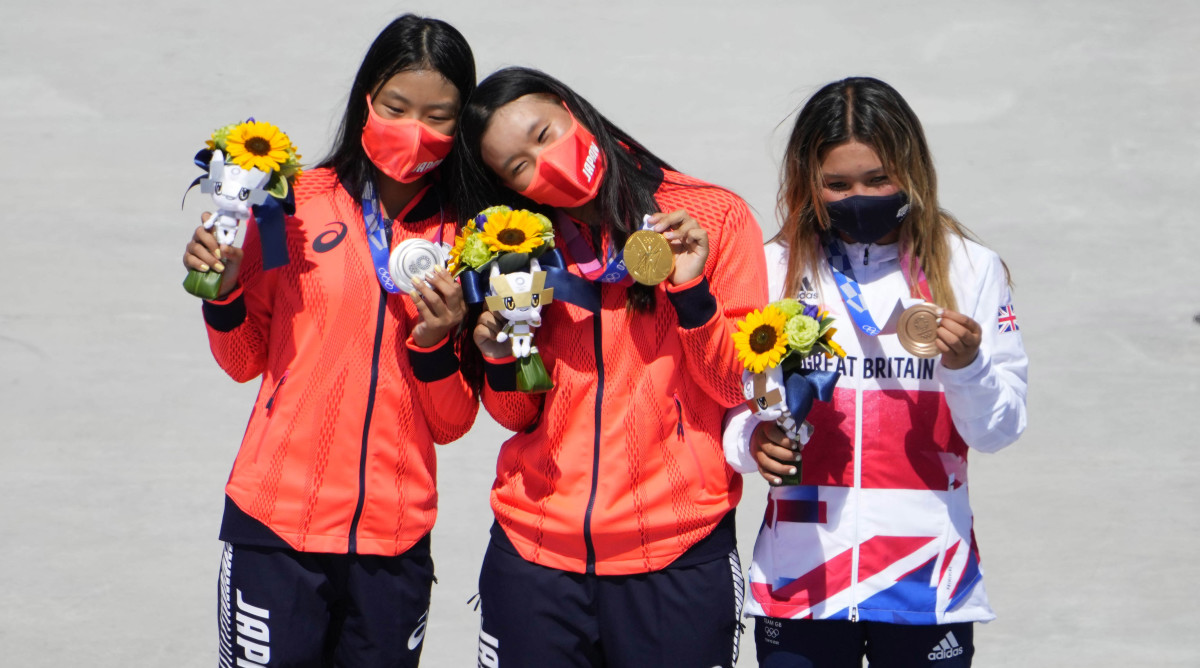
457,211,600,313
824,239,932,337
361,181,400,293
361,181,444,293
555,212,636,286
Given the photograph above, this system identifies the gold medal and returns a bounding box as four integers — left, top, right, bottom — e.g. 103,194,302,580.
624,230,674,286
897,303,941,358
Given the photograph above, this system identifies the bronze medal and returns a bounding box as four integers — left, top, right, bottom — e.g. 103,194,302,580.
623,230,674,286
897,303,941,358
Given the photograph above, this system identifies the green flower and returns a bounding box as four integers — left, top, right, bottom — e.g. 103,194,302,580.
772,298,804,318
207,122,237,151
532,211,554,237
784,314,820,355
478,205,512,220
461,234,494,270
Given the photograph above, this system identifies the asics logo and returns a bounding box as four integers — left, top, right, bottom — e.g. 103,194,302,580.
407,610,429,650
313,222,348,253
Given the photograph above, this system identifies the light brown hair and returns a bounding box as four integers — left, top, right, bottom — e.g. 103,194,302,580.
775,77,1005,311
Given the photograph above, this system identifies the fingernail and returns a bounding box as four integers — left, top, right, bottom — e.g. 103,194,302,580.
794,452,803,461
214,249,222,260
788,467,797,475
936,308,944,316
198,264,209,272
213,262,225,272
410,291,421,300
772,478,782,486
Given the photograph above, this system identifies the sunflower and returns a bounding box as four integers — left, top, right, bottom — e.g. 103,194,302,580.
478,208,547,254
732,306,789,374
446,220,478,275
822,332,847,359
224,120,293,173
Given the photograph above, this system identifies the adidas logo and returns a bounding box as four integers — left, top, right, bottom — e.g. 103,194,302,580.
797,276,818,301
927,630,964,661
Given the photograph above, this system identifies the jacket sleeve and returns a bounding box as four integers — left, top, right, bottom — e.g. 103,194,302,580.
935,252,1028,453
202,219,275,383
666,197,769,408
480,354,544,432
406,334,480,444
722,404,761,474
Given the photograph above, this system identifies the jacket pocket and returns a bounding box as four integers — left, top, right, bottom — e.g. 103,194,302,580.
264,370,290,414
247,370,289,464
674,392,708,491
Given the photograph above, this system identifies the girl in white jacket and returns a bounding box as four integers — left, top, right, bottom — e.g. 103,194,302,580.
725,77,1027,667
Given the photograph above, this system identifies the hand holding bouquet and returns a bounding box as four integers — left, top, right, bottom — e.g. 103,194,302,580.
452,206,556,393
183,119,301,299
732,298,845,485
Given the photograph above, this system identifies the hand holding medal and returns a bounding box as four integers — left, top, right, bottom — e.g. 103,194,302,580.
633,210,709,286
895,303,981,369
930,308,982,369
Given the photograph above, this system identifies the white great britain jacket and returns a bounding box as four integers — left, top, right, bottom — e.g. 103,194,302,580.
725,236,1027,625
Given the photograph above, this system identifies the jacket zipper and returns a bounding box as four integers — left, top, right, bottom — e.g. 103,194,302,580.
863,245,870,266
264,370,290,413
582,310,604,574
849,379,864,622
347,285,389,553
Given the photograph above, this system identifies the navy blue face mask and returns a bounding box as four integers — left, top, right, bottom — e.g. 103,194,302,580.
826,192,910,244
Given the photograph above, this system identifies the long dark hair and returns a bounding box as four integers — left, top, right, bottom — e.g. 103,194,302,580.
451,66,675,312
317,14,476,199
776,76,992,312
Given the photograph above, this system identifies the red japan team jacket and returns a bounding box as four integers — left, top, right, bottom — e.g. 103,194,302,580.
482,168,768,575
202,167,478,556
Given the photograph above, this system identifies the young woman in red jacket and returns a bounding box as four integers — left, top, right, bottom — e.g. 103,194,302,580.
181,15,478,667
452,67,768,668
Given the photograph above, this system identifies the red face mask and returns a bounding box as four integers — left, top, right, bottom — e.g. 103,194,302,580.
519,111,606,208
361,95,454,183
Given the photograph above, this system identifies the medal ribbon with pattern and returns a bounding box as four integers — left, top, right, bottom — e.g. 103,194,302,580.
555,212,636,286
824,238,932,336
361,180,445,293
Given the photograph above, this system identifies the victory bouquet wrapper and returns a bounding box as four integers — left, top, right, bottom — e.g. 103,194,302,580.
733,298,846,485
182,119,301,300
450,206,556,393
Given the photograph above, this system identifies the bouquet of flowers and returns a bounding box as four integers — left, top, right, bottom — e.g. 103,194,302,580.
732,298,845,485
451,206,556,393
183,119,302,300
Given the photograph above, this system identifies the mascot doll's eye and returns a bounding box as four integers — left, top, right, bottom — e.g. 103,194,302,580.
504,297,515,310
239,188,251,201
757,397,768,409
214,183,223,195
531,294,540,307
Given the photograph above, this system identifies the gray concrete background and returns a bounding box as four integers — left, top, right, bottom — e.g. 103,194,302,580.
2,1,1197,665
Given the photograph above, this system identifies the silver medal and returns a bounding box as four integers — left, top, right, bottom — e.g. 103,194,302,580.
388,239,448,294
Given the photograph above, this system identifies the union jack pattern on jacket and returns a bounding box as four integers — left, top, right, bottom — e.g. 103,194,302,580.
725,236,1027,624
